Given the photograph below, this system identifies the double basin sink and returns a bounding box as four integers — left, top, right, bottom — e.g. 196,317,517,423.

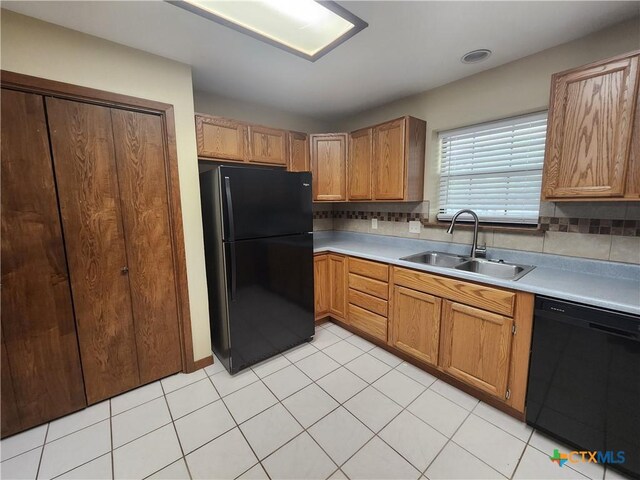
400,251,535,281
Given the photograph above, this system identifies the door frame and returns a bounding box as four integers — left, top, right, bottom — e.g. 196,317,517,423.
1,70,201,373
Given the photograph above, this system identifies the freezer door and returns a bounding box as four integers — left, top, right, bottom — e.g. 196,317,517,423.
220,166,312,240
225,233,314,372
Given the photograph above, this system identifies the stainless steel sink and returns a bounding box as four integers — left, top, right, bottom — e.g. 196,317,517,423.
400,251,469,268
454,258,535,280
400,251,535,281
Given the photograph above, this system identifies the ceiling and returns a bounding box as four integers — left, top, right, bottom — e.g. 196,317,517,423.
3,1,639,120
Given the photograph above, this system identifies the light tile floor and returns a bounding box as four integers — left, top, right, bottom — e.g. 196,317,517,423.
0,322,633,480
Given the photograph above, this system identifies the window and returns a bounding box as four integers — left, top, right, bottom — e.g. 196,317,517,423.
437,112,547,225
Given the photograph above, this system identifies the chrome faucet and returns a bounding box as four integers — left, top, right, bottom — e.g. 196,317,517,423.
446,209,486,258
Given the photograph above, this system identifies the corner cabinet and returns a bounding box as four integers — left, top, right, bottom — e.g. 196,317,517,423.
310,133,348,201
348,127,373,200
542,51,640,200
314,253,347,322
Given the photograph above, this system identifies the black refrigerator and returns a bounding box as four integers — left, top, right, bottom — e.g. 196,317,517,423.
200,166,315,374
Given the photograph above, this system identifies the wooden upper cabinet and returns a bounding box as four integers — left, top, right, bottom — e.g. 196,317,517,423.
348,128,373,200
390,286,441,366
373,118,406,200
372,116,426,202
311,133,348,201
248,125,287,166
196,114,246,161
288,131,310,172
440,301,513,400
542,52,640,199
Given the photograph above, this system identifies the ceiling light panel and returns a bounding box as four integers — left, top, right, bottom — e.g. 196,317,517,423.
168,0,367,61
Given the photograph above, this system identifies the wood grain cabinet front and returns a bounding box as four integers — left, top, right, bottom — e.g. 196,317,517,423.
390,286,441,366
314,254,330,320
311,133,348,201
288,131,310,172
542,51,640,200
195,113,247,161
328,254,347,320
248,125,287,166
348,127,373,200
439,301,514,400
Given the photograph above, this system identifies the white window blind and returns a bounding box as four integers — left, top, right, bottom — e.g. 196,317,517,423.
437,112,547,225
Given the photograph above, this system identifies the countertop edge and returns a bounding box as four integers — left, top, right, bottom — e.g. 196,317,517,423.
314,245,640,316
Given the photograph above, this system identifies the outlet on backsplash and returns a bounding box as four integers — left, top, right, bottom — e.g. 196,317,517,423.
409,220,421,233
371,218,378,229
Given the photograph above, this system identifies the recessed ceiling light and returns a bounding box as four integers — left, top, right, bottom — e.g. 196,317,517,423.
461,49,492,64
167,0,368,62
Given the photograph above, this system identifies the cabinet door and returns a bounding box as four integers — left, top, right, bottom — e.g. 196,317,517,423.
440,301,513,399
248,125,287,165
314,255,330,320
311,134,347,201
543,54,639,198
390,286,441,366
288,131,310,172
348,128,373,200
373,118,406,200
111,109,183,384
195,114,246,161
328,254,347,320
47,98,140,404
1,90,86,437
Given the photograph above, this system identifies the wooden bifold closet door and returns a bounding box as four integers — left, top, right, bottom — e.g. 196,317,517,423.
1,90,86,436
46,98,182,404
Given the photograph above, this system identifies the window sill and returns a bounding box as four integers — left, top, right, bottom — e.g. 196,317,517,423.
422,221,544,235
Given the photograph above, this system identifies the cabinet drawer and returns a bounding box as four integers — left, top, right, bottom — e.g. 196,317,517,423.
392,267,515,316
348,288,388,317
348,273,389,300
348,257,389,282
348,304,387,341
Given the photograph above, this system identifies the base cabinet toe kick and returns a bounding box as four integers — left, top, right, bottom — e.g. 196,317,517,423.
313,252,534,418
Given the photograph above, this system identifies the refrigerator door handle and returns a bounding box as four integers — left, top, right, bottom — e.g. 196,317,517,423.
224,176,235,241
226,243,237,302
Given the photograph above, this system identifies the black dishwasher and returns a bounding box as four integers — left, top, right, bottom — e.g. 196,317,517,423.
527,297,640,479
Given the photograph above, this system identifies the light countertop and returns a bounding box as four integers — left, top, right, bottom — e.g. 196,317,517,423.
313,231,640,316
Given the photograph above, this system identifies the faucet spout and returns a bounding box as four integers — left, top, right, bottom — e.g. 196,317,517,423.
446,209,485,258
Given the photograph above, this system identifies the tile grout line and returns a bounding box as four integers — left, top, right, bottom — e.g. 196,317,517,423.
159,380,194,480
109,399,115,480
508,429,535,480
34,422,49,480
206,374,270,480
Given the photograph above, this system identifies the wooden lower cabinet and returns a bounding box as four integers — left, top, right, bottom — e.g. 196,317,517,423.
390,286,441,366
314,253,347,321
439,301,513,399
314,254,330,320
328,255,347,320
313,254,534,416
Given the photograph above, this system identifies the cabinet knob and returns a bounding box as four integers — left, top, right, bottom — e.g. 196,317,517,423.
121,266,129,275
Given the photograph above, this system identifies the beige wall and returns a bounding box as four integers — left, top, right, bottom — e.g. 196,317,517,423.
194,90,330,133
332,17,640,264
1,10,212,361
336,17,640,209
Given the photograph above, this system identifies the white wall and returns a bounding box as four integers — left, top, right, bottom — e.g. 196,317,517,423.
1,10,212,361
194,90,330,133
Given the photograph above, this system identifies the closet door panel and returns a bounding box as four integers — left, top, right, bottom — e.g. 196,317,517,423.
46,97,139,404
111,109,182,383
1,90,85,436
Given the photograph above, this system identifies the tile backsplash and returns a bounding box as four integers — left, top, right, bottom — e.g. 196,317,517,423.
313,201,640,264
